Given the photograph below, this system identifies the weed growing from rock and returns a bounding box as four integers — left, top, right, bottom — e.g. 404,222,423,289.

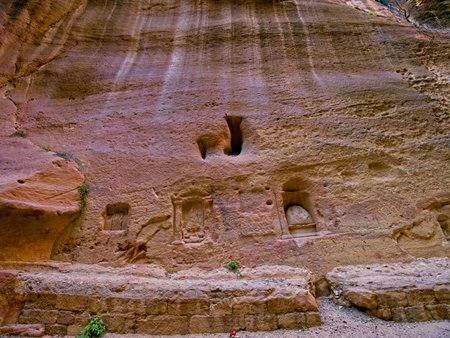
77,318,106,338
78,183,89,210
228,259,240,272
11,130,26,137
55,150,72,161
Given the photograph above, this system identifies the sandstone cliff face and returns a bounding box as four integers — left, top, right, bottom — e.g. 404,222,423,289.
0,0,448,274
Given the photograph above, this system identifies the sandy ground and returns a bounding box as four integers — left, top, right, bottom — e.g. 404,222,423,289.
106,298,450,338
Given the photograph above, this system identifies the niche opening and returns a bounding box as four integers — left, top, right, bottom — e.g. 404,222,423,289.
282,185,318,238
197,138,207,159
224,115,243,156
103,203,130,231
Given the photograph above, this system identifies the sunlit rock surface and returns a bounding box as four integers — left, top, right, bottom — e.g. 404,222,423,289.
0,0,448,274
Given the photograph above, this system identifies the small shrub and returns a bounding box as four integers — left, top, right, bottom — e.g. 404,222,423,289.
77,318,106,338
41,145,51,151
11,130,26,137
368,10,377,16
228,259,240,272
78,183,89,210
55,150,72,161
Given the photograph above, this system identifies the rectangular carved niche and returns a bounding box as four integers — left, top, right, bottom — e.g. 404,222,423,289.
282,190,318,238
172,196,213,244
103,203,130,231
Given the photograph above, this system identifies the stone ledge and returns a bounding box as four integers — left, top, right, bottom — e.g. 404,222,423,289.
326,257,450,322
0,264,320,335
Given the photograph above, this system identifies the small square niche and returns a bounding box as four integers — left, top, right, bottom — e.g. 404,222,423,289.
103,203,130,231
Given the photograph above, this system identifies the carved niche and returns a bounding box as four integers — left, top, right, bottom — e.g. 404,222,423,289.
103,203,130,231
281,179,318,238
172,194,213,245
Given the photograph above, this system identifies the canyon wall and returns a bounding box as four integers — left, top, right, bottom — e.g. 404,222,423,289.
0,0,449,276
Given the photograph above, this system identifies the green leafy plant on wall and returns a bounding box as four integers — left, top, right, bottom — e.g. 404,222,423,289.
11,130,26,137
228,259,240,272
78,183,89,210
77,318,106,338
55,150,72,161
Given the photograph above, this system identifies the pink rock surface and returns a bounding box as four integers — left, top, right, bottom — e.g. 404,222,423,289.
0,0,448,274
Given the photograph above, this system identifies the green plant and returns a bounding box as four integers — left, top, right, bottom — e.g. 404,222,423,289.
368,10,377,16
228,259,240,272
78,183,89,209
41,145,51,151
77,318,106,338
55,150,72,160
11,130,26,137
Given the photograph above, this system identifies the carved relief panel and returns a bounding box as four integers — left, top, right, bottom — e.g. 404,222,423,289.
172,195,213,245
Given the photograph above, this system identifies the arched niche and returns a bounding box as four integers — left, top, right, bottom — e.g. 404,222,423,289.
281,180,318,238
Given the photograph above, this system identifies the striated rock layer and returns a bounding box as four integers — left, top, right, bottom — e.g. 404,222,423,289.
0,0,449,275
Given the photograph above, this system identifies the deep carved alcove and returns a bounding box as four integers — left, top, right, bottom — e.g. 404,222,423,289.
103,203,130,231
224,115,243,156
281,179,318,237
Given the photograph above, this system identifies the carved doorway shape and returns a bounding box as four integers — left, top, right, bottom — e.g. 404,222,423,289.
172,195,213,245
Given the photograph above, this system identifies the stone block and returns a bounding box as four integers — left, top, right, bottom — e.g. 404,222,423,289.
67,312,91,336
24,293,57,309
295,293,319,312
434,286,450,302
57,311,75,325
19,309,58,324
376,290,408,307
0,324,44,337
405,306,430,322
425,304,450,320
167,298,209,315
67,323,85,336
56,294,88,311
345,289,377,310
87,296,102,313
45,323,67,336
232,297,267,315
277,312,306,329
145,298,167,315
189,315,244,333
392,307,408,322
407,289,436,306
100,313,135,333
136,315,189,335
104,297,146,315
244,314,277,331
305,311,322,327
267,296,296,314
210,299,232,315
368,307,392,320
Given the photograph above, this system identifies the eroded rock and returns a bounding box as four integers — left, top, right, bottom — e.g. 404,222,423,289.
327,257,450,322
0,138,85,261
